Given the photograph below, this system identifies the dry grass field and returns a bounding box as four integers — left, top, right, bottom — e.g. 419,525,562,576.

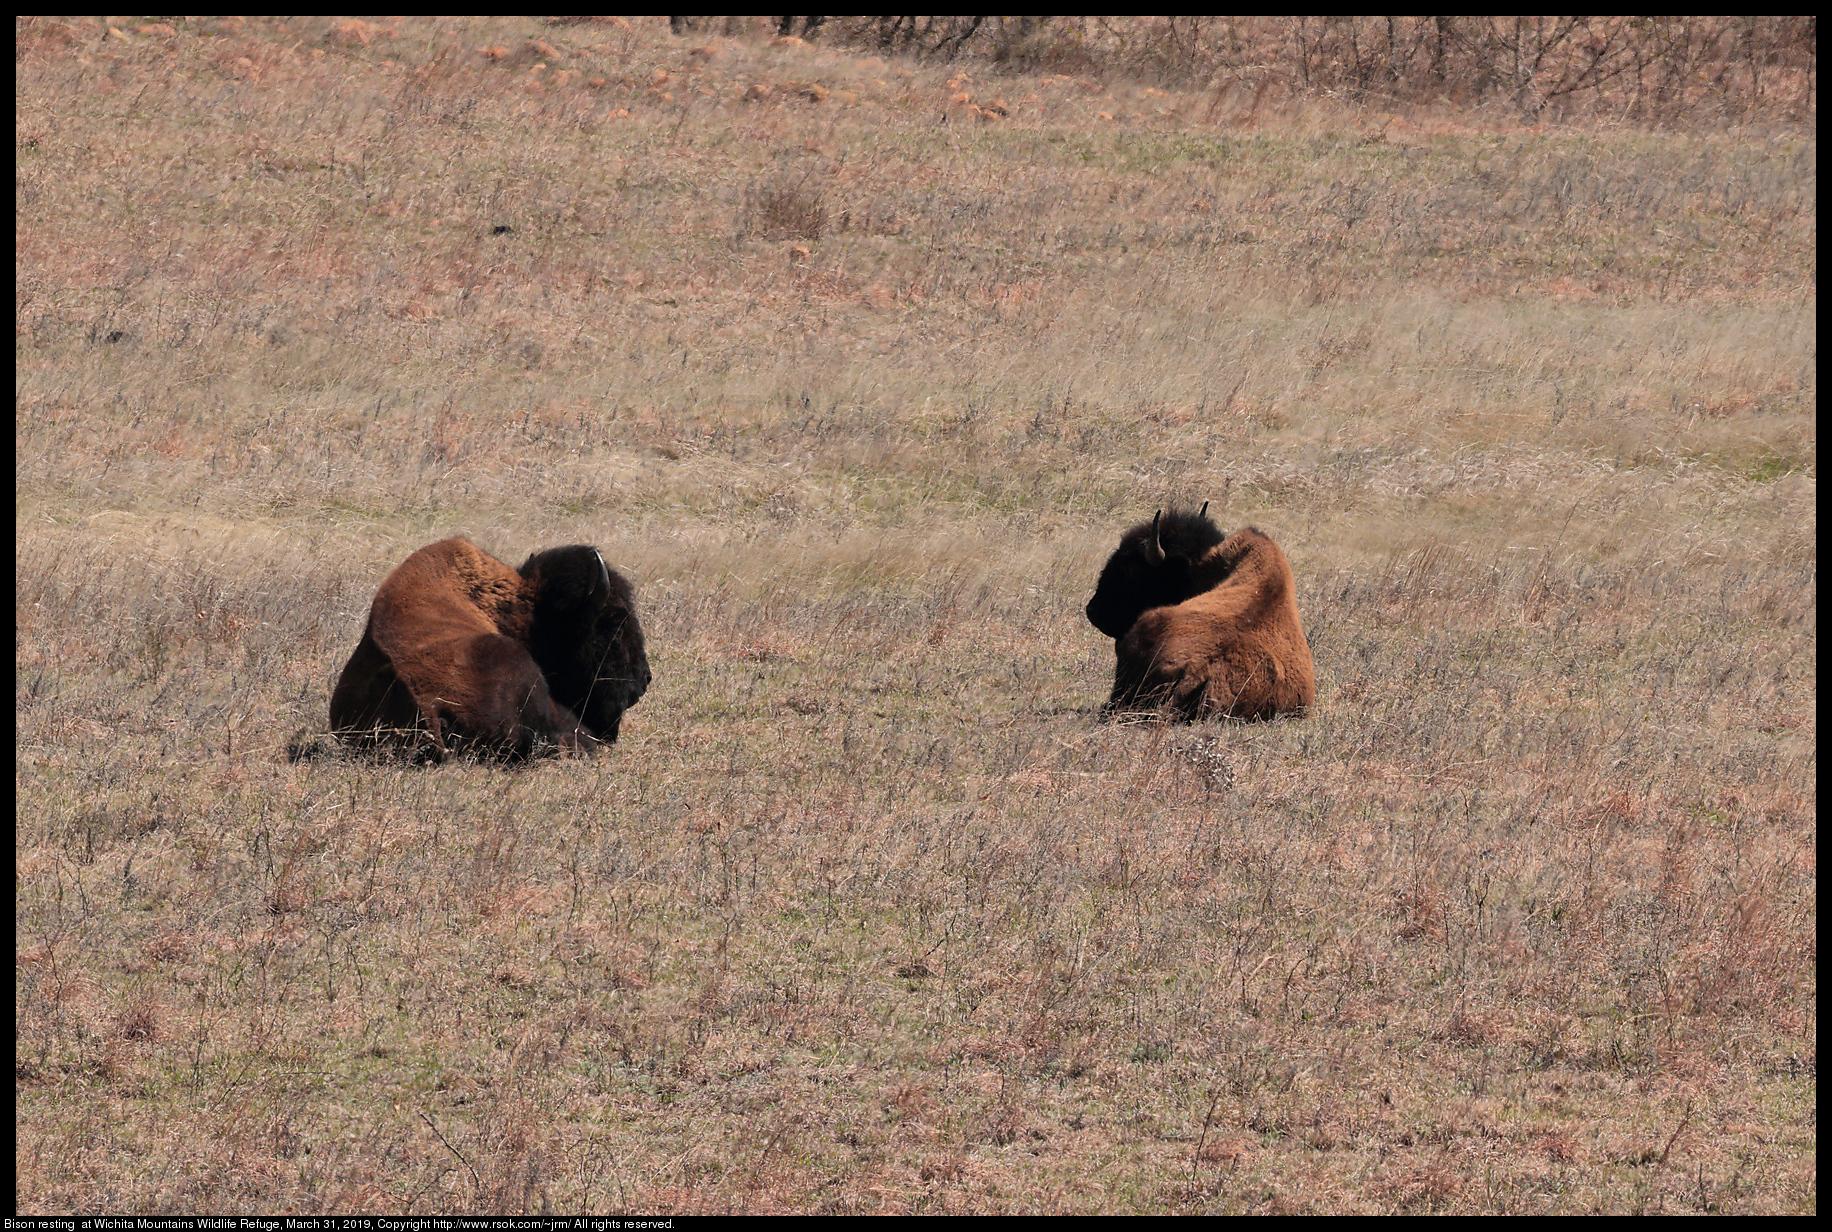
15,16,1814,1215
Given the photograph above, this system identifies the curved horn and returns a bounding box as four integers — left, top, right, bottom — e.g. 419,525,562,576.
1198,500,1209,521
593,548,613,605
1144,510,1165,565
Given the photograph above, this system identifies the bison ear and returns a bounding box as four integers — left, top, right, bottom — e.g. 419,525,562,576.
1145,510,1165,565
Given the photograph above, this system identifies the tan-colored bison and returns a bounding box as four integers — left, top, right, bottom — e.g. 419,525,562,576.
327,536,649,760
1085,506,1314,721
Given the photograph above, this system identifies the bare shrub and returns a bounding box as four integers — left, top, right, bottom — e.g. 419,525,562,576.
821,15,1815,124
742,176,829,243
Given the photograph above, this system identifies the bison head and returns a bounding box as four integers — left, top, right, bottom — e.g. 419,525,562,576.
518,545,651,743
1084,503,1225,639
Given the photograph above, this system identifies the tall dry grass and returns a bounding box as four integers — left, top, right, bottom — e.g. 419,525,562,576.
15,15,1814,1215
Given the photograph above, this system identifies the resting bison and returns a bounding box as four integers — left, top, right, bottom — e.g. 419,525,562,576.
1086,505,1314,721
327,537,650,760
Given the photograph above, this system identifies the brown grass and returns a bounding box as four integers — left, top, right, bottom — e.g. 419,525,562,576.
15,15,1814,1216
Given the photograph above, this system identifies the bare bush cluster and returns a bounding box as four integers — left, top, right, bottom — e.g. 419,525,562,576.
741,176,829,243
808,15,1816,125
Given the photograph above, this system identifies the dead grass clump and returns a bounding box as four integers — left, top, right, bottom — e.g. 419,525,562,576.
112,998,166,1044
1371,1160,1467,1212
743,177,830,242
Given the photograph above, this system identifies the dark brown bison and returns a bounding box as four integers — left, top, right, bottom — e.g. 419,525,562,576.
1086,505,1315,721
327,537,650,761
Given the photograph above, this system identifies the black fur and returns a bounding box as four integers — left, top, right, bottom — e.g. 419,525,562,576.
1084,507,1227,639
519,546,651,744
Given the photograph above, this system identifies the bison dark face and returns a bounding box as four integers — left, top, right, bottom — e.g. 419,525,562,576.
1084,504,1224,639
518,545,651,744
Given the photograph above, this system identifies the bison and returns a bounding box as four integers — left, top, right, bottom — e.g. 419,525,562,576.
1085,505,1314,721
327,536,650,761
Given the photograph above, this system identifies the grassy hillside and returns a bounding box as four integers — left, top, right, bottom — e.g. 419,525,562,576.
15,16,1814,1214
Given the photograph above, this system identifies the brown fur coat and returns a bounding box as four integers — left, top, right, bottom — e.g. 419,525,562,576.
1110,528,1315,720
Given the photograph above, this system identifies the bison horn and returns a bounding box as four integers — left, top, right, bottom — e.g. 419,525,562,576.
1199,501,1209,521
593,548,612,605
1145,510,1165,565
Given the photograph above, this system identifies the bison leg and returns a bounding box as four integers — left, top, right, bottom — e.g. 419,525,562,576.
1107,633,1175,716
335,627,598,761
458,634,594,759
1166,669,1212,721
1108,632,1211,721
1106,650,1147,714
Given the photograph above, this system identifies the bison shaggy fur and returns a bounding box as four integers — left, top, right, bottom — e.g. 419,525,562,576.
1086,507,1314,721
328,536,649,760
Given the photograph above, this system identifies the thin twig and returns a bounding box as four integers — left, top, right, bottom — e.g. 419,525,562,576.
1658,1099,1695,1165
1192,1084,1224,1178
420,1110,481,1195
